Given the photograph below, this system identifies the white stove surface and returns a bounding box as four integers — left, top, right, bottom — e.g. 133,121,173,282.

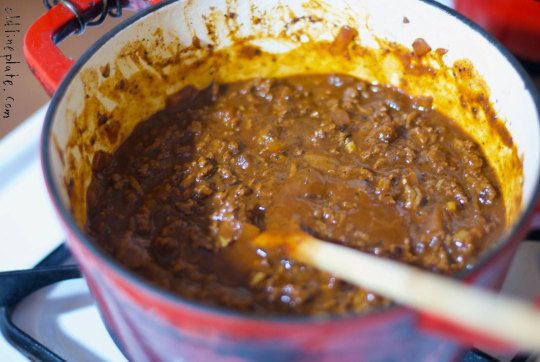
1,102,540,361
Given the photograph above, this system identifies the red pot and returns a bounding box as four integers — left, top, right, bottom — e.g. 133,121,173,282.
24,0,540,360
455,0,540,63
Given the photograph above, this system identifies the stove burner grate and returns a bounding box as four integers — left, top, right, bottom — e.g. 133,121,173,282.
0,244,80,362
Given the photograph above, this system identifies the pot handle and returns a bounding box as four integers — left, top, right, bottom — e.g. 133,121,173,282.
23,0,159,96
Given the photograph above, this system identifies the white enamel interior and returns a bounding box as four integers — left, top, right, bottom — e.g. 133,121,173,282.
47,0,539,243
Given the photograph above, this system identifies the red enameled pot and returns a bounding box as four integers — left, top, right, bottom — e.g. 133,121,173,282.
455,0,540,63
24,0,540,360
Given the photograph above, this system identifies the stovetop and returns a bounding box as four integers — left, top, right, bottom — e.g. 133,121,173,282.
0,105,126,361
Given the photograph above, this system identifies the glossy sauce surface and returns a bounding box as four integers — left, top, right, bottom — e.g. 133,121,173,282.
86,75,505,315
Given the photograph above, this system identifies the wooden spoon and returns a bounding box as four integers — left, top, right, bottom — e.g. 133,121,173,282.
255,232,540,351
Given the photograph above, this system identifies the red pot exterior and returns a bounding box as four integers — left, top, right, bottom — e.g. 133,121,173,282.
455,0,540,62
62,222,523,361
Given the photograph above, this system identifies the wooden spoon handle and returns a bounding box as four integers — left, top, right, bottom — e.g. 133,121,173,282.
295,235,540,351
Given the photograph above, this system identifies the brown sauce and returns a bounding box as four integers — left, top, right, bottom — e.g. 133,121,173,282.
86,74,505,315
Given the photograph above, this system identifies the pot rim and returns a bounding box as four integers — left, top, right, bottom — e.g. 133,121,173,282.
41,0,540,323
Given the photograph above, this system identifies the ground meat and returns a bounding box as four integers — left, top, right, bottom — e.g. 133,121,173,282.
412,38,432,57
86,74,505,316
